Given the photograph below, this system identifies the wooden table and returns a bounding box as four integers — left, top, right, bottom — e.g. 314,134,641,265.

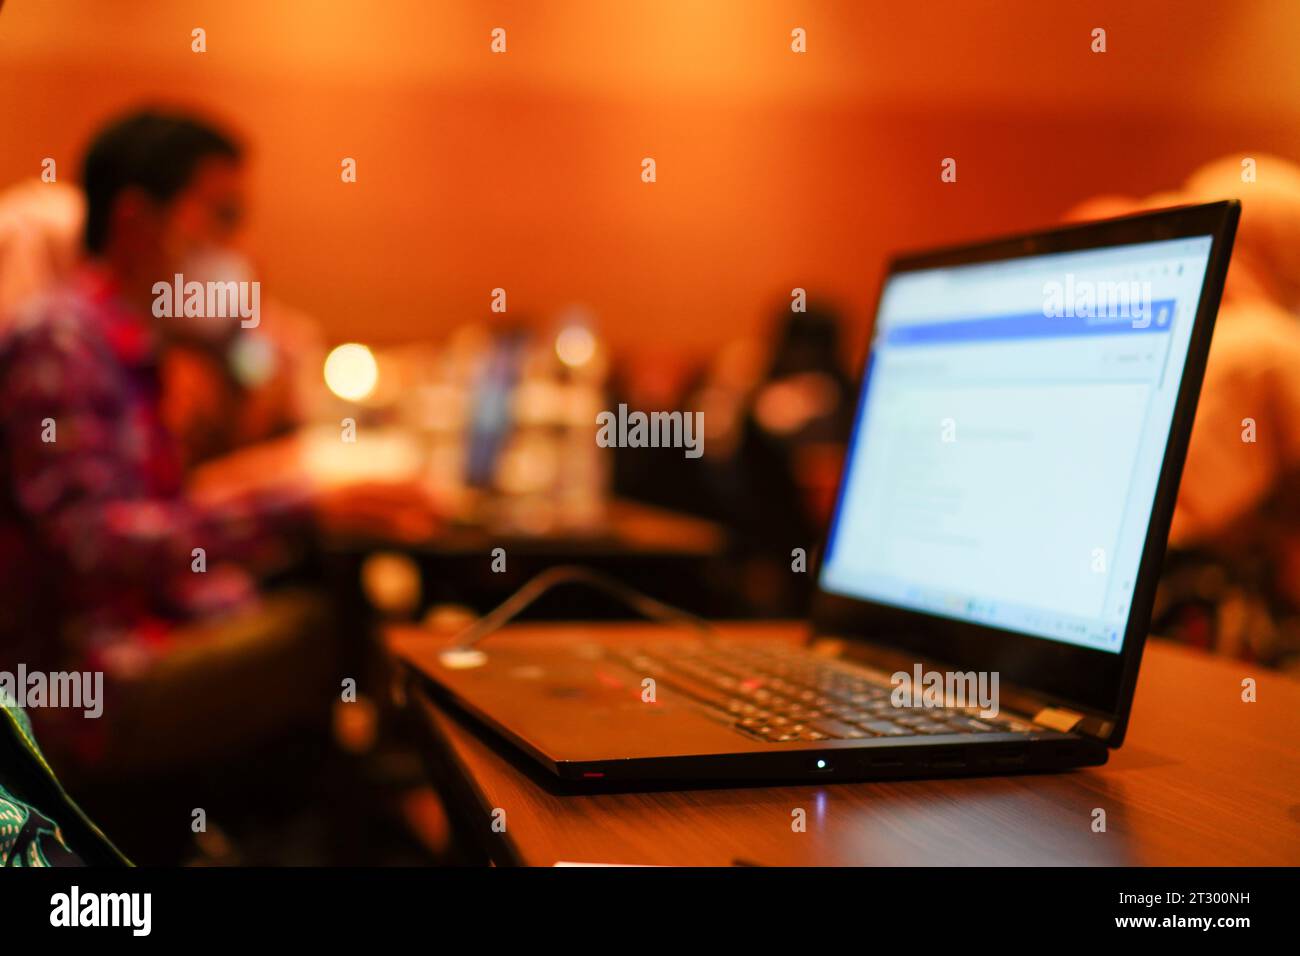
391,621,1300,866
330,498,731,626
378,498,725,558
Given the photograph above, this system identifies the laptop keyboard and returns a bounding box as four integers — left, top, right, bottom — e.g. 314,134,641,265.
609,642,1036,743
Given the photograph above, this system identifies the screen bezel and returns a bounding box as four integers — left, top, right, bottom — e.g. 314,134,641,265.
811,201,1240,742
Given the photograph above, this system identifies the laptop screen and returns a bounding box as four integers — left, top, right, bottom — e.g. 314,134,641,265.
819,234,1216,654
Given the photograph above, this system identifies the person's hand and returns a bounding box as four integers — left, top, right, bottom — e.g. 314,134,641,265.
161,346,231,466
311,480,441,544
187,434,309,508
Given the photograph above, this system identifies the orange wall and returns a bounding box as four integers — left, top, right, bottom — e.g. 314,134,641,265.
3,0,1299,364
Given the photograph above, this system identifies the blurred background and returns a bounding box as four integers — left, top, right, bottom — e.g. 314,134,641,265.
4,0,1299,356
5,1,1298,615
2,0,1299,865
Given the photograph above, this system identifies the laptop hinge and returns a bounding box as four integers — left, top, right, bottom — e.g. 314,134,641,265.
1033,706,1086,733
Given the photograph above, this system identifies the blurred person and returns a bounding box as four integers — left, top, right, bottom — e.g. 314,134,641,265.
1165,156,1300,665
0,153,321,469
1066,158,1300,665
1172,156,1300,546
0,109,436,860
664,301,856,616
738,302,856,536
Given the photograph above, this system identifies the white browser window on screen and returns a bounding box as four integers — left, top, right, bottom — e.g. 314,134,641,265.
820,235,1215,653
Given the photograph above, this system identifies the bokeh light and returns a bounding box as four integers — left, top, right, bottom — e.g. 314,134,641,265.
555,324,597,368
324,342,378,401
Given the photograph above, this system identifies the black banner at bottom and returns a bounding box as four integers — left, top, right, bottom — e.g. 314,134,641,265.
3,866,1286,941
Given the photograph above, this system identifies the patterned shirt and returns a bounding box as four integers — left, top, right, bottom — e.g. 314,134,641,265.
0,266,309,686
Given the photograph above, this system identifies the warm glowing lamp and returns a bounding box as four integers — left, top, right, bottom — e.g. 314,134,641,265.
555,324,596,368
324,343,378,401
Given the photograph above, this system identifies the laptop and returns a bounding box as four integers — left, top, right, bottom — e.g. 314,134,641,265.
400,201,1239,783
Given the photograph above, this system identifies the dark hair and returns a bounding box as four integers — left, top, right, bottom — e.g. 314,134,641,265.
81,110,241,254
